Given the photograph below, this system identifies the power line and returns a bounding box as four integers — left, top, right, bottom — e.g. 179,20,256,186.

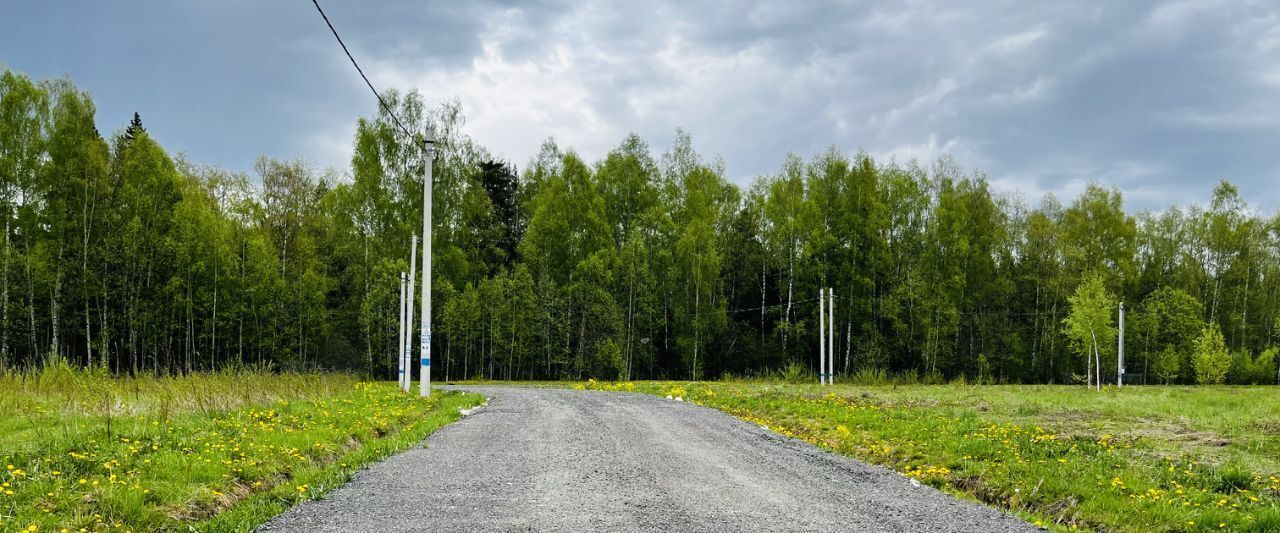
689,296,824,318
729,296,822,315
310,0,430,151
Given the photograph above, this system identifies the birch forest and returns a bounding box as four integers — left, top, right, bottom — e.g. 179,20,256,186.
3,69,1278,384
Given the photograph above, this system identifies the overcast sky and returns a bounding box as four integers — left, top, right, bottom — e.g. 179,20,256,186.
3,1,1278,211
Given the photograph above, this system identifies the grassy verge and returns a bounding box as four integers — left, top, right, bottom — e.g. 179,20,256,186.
570,380,1280,532
1,363,482,532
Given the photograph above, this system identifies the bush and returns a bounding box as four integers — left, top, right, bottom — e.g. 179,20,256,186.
921,369,946,385
1255,347,1277,385
976,353,993,384
850,367,889,385
1225,347,1276,385
780,361,809,383
595,339,625,380
1152,346,1180,384
1229,350,1254,384
1192,324,1230,385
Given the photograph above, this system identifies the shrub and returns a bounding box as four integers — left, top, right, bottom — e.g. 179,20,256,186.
1254,347,1277,385
1228,350,1254,385
1152,346,1180,384
1226,347,1277,385
1192,324,1230,385
780,361,809,383
850,367,889,385
976,353,993,384
595,338,625,380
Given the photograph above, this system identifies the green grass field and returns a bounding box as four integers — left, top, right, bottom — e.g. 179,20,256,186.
0,363,482,532
572,380,1280,532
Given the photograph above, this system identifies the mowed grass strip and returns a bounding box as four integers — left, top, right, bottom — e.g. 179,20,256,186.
0,364,482,532
575,380,1280,532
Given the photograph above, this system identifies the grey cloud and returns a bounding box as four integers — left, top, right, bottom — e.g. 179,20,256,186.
2,0,1275,210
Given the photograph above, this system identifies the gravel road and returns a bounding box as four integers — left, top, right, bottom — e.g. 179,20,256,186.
258,387,1038,532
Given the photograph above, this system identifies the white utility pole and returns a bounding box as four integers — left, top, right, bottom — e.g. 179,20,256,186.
819,288,826,385
419,129,436,397
397,272,407,390
1117,301,1125,388
405,234,417,392
828,287,835,385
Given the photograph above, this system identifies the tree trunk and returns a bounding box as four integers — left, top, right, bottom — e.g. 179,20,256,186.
692,285,700,381
83,179,95,367
1,218,8,365
1087,329,1095,389
760,262,766,359
1240,261,1250,351
784,250,794,351
212,250,218,367
844,316,852,375
52,246,62,360
625,274,635,380
28,259,36,358
1030,284,1040,374
99,281,109,372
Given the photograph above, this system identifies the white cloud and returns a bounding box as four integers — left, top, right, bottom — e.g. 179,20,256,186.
988,75,1054,105
309,0,1280,209
986,28,1049,55
876,77,959,133
875,134,965,167
1158,106,1280,129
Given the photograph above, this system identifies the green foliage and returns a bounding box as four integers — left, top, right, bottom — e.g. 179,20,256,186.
1133,287,1204,384
2,66,1280,386
1152,347,1181,385
1260,348,1278,385
1192,324,1231,385
1062,275,1115,386
1228,347,1277,385
849,367,890,385
779,361,809,382
595,338,624,380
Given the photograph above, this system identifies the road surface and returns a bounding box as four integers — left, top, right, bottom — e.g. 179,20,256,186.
259,386,1038,532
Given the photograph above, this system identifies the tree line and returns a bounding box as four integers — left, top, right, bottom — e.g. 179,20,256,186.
2,68,1277,384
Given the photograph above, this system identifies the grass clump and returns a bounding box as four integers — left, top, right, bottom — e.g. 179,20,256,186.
0,363,482,532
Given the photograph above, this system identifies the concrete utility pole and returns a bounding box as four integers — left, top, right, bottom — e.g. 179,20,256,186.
397,272,407,390
828,288,835,385
819,288,826,385
420,129,436,397
405,234,417,393
1117,301,1125,388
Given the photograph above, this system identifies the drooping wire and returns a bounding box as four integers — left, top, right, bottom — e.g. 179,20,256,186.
687,296,824,318
310,0,431,151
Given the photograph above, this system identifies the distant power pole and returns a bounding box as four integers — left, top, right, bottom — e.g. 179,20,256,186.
420,129,436,398
1117,301,1125,388
819,288,826,385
